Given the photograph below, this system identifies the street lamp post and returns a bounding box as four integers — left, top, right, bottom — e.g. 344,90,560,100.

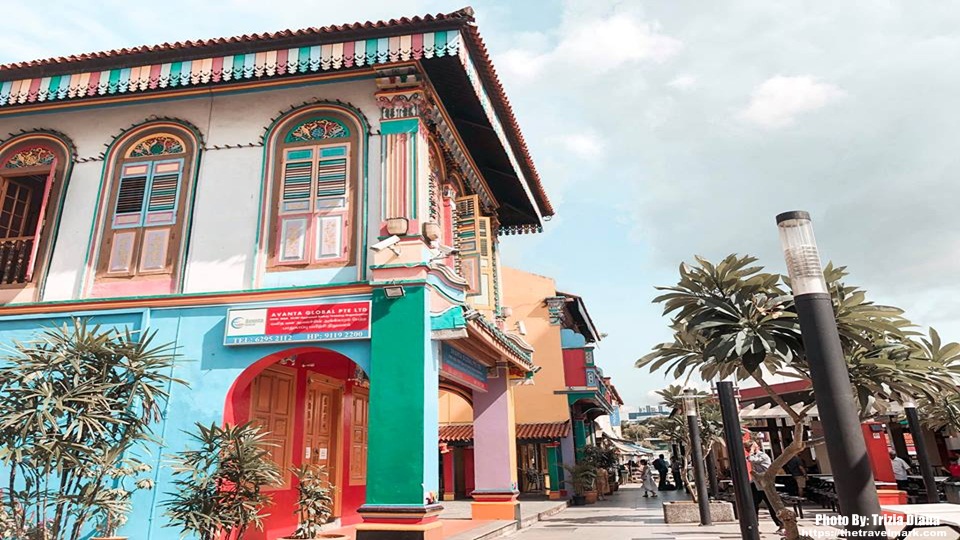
683,389,712,526
717,381,759,540
901,394,939,502
776,211,885,537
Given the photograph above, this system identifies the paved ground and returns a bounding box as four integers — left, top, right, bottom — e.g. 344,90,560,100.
508,483,845,540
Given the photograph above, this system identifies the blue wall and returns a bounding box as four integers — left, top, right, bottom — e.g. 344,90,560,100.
0,298,371,540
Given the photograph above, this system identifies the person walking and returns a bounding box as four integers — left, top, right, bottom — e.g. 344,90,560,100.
670,455,684,491
890,450,912,490
653,454,670,490
783,454,807,497
748,443,784,534
639,459,658,497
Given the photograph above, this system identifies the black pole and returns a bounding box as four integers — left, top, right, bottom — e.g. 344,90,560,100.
767,419,783,458
687,413,713,525
888,420,910,462
717,382,759,540
904,405,939,503
706,447,720,498
794,294,885,537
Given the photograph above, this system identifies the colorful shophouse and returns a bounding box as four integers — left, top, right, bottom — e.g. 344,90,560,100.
438,267,621,501
0,8,552,540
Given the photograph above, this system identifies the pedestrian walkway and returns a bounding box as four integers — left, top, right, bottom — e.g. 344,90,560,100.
322,498,568,539
508,484,845,540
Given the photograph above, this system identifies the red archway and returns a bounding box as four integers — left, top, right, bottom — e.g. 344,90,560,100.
225,347,369,539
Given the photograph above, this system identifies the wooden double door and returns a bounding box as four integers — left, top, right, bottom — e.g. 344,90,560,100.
250,367,343,515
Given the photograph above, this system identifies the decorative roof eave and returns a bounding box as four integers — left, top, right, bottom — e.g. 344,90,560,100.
422,95,498,216
458,25,553,219
558,389,615,415
604,378,624,405
0,30,464,108
0,10,474,74
465,315,534,371
452,34,546,231
557,291,601,343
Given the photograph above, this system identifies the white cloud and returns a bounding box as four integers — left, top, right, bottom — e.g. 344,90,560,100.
738,75,846,129
667,75,698,91
556,132,606,160
554,14,683,72
495,12,682,83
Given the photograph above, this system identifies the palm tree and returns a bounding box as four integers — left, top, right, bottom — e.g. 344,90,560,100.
637,255,960,540
649,385,723,501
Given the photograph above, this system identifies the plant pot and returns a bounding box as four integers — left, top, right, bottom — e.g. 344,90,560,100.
584,490,598,504
571,494,586,506
385,217,410,235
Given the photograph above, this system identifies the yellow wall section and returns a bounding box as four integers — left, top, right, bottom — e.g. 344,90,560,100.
439,390,473,423
436,266,570,426
502,266,570,424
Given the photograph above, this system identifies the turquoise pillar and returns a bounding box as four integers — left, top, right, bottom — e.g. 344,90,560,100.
573,416,587,461
358,286,442,540
546,443,562,499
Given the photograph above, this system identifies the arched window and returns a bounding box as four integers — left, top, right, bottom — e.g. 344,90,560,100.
265,109,361,270
93,124,198,295
0,135,71,292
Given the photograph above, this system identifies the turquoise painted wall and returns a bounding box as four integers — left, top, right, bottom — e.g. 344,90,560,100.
560,328,587,349
0,299,371,540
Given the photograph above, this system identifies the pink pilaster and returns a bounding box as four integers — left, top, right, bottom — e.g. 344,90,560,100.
471,363,519,521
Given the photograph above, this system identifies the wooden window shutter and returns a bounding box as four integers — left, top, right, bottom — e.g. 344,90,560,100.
474,216,496,311
454,195,496,310
113,163,150,228
144,159,182,226
314,145,349,261
24,159,56,282
455,195,481,293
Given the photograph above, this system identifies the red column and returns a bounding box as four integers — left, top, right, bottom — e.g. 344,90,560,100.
464,448,476,494
442,448,456,501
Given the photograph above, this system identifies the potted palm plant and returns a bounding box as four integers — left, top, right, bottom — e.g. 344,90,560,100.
163,422,282,540
563,463,597,506
0,320,183,540
281,465,347,539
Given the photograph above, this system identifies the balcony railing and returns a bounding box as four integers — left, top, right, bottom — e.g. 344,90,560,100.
0,237,33,284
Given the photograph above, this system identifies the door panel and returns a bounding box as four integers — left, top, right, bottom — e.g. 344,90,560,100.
350,387,369,485
249,366,296,488
305,375,342,516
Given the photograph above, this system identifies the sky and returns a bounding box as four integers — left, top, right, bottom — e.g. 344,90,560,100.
5,1,960,408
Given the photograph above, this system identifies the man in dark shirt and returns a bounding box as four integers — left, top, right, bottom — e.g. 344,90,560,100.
653,454,670,489
783,455,807,497
670,455,684,491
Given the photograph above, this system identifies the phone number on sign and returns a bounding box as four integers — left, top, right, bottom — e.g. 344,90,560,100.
227,330,368,344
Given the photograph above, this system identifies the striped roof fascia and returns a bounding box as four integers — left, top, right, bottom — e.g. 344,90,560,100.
0,31,462,107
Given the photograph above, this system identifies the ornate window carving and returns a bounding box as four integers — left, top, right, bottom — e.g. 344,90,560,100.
266,111,360,270
93,125,197,290
0,136,70,290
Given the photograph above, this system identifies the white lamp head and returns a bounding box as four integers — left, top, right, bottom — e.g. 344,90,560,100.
776,211,828,296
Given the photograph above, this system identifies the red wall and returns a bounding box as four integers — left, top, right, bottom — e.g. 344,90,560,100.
229,351,367,539
562,349,587,387
863,423,895,483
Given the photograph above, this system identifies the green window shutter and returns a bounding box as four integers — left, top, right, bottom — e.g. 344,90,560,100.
144,159,182,226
